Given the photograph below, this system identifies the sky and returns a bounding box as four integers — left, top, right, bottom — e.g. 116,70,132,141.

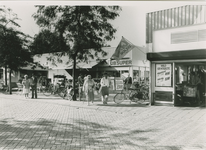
2,1,206,47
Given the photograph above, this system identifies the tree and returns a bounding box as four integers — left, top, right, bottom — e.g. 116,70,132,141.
0,6,33,94
32,6,121,100
30,29,69,55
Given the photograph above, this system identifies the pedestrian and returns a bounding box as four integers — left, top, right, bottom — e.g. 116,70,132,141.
30,74,37,99
83,75,95,106
99,72,111,104
64,79,73,100
53,78,59,94
78,74,84,101
124,74,132,92
22,74,30,99
84,74,88,81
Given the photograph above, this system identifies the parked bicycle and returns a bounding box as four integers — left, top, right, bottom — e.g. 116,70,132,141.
0,83,8,93
42,83,67,98
113,82,149,104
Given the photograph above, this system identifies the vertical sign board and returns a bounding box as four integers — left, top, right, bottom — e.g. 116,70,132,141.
155,63,172,87
109,79,115,91
115,80,124,90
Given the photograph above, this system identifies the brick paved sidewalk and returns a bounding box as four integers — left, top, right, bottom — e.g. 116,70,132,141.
0,92,206,150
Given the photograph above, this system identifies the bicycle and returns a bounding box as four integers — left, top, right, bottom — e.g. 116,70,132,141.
113,83,149,104
42,84,67,98
0,83,8,93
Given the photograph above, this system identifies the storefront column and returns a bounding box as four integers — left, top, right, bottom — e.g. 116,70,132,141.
129,66,133,79
149,61,153,106
173,62,176,106
138,66,140,82
144,66,146,83
131,65,133,79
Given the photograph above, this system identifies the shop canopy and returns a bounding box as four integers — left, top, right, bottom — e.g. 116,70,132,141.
147,49,206,61
50,61,99,69
32,47,116,70
20,63,49,71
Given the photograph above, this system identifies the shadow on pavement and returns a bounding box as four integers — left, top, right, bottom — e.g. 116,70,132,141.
0,118,184,150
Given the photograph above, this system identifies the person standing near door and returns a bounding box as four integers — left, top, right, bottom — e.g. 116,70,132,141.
124,74,132,92
30,74,37,99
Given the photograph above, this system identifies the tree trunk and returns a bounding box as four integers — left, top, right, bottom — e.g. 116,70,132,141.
9,69,12,94
72,56,77,101
5,66,7,86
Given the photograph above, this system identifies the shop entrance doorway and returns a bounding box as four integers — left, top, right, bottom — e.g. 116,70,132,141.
175,62,206,106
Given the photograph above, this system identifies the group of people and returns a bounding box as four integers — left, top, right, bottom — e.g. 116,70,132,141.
78,72,111,105
21,74,37,99
20,72,133,105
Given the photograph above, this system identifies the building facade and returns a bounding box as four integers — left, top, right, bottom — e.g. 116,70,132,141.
1,45,149,92
146,5,206,106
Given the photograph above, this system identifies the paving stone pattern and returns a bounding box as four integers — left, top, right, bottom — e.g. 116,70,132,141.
0,93,206,150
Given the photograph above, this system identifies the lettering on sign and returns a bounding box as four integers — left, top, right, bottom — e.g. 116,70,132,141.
156,63,172,87
110,59,132,66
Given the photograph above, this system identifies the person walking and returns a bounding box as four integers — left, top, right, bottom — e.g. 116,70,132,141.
22,75,30,99
99,72,111,104
83,75,95,106
30,74,37,99
84,74,88,82
78,74,84,101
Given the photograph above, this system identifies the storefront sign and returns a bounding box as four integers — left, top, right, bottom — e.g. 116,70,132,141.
156,63,172,87
109,79,115,90
110,59,132,66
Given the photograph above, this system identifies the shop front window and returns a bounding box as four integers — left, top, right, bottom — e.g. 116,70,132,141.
175,63,206,106
133,70,141,82
175,64,205,85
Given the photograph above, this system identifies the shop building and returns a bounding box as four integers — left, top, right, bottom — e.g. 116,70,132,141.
92,46,149,80
33,46,149,91
146,5,206,106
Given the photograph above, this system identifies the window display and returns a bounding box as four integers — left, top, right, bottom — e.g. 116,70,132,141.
115,79,124,90
175,63,206,106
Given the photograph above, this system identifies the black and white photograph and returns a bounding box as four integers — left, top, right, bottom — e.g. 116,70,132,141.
0,0,206,149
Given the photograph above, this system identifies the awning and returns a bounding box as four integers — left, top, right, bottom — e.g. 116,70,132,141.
20,64,49,71
147,49,206,61
78,61,98,69
50,61,98,70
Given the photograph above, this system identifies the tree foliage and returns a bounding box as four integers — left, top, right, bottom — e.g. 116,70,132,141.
32,6,121,62
30,29,69,55
0,6,33,93
0,29,32,71
0,6,33,69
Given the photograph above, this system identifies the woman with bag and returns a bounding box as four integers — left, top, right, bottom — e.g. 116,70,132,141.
83,75,95,106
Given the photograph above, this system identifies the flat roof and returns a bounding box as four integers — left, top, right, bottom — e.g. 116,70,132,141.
147,49,206,61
